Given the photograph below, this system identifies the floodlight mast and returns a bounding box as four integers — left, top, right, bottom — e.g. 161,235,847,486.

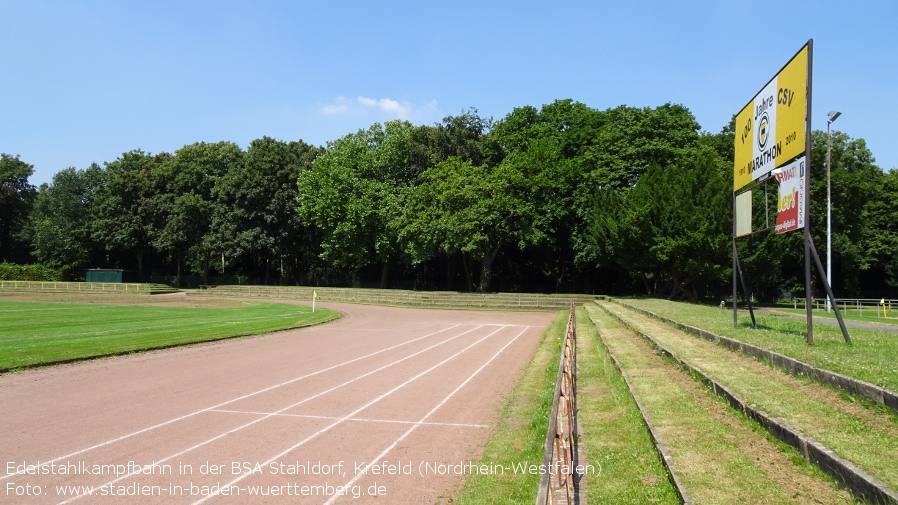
826,110,842,313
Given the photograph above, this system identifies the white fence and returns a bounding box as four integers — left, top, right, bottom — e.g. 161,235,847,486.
797,297,897,316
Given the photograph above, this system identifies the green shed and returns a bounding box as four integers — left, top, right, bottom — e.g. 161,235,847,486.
85,269,124,283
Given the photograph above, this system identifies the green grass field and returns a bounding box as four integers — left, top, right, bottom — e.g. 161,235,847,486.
621,298,898,392
0,300,339,370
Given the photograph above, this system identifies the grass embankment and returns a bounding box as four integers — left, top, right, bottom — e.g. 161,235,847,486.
0,299,339,371
587,303,854,505
453,308,680,504
193,285,596,310
600,300,898,494
575,307,679,504
622,298,898,392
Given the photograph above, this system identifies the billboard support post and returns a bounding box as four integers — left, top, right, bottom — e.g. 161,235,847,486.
804,39,814,344
807,236,852,343
732,195,738,328
734,244,757,329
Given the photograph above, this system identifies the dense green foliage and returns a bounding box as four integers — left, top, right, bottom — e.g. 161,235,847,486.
0,154,37,263
298,121,415,287
28,164,104,279
3,99,896,298
0,262,62,281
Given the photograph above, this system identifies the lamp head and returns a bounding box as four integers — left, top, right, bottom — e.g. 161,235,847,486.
827,110,842,123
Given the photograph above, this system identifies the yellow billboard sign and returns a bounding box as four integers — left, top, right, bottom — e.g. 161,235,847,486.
734,44,808,191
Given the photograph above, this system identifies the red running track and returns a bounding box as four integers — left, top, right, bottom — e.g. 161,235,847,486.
1,302,556,504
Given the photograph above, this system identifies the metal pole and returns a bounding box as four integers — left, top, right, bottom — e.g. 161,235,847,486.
733,196,738,328
735,248,757,329
808,235,852,343
826,120,832,313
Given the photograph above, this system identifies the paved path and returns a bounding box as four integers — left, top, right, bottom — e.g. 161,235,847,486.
759,307,898,334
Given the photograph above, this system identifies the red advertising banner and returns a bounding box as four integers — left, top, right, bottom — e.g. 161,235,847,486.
774,157,806,234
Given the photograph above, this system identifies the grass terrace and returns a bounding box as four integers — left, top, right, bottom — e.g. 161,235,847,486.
191,285,598,310
620,298,898,392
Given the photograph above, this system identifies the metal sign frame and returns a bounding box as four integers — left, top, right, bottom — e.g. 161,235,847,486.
731,39,850,344
734,44,809,192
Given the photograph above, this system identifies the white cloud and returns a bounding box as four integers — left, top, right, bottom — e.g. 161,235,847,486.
319,95,438,122
319,96,350,115
320,103,349,114
357,96,411,118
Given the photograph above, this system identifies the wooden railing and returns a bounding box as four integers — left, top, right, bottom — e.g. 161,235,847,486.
536,303,578,504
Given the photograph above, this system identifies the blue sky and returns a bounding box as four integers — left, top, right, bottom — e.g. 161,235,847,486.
2,0,896,186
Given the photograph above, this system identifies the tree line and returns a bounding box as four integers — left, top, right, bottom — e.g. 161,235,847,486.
2,99,896,299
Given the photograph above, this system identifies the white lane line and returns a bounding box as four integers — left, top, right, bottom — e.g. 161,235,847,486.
191,325,510,505
209,409,489,428
325,325,530,505
55,324,491,505
2,323,463,483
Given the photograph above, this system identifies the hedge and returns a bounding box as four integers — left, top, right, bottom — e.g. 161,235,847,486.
0,263,64,281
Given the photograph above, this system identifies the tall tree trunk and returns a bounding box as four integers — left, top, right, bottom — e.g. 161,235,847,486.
461,252,474,292
445,253,454,291
380,258,390,289
555,263,567,294
202,250,210,287
478,243,503,293
411,262,426,291
478,257,492,293
136,252,144,283
0,221,10,262
667,273,682,300
175,251,182,288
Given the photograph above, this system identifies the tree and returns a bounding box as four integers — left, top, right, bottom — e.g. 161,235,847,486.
489,99,603,291
580,103,701,189
0,154,37,263
152,141,242,286
399,110,494,289
298,121,415,288
92,150,168,281
18,97,895,298
434,108,492,166
818,132,882,296
405,157,544,292
870,169,898,296
584,149,731,300
29,165,103,278
212,137,321,284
